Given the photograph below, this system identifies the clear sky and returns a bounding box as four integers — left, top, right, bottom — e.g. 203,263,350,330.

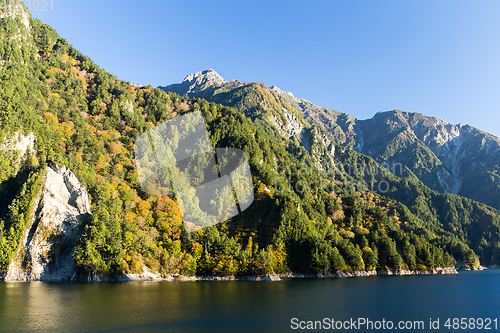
32,0,500,138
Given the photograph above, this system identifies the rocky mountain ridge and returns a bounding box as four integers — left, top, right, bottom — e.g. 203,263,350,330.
338,110,500,209
159,70,335,166
164,70,500,210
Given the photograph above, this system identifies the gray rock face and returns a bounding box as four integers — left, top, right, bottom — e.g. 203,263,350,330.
5,165,91,281
120,100,134,114
161,69,227,96
302,109,500,208
271,86,296,100
183,69,226,93
270,108,304,139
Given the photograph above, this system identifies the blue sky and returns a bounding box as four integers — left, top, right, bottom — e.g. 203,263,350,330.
32,0,500,138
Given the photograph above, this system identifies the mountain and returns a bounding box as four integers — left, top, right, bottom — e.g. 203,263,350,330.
161,69,500,266
160,71,335,165
164,70,500,210
271,87,500,209
307,108,500,209
0,10,498,282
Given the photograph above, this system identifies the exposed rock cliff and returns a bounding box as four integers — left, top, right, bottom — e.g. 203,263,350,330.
0,131,36,170
5,164,90,281
269,108,305,139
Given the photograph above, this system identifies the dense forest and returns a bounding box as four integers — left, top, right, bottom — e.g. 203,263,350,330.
0,6,498,279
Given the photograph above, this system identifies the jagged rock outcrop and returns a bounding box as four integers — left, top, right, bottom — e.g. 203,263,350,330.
270,108,305,139
271,86,297,102
5,164,91,281
160,69,227,96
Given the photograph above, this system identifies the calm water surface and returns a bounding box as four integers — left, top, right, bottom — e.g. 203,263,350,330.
1,270,499,332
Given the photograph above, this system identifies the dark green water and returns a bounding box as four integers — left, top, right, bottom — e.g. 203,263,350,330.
1,270,499,332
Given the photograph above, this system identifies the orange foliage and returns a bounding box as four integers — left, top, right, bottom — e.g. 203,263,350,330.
114,164,123,174
61,54,79,66
137,200,152,216
97,102,107,114
59,121,75,137
94,173,105,183
110,130,121,139
96,130,112,140
95,164,105,175
44,112,59,126
138,87,153,94
110,142,123,156
51,67,67,76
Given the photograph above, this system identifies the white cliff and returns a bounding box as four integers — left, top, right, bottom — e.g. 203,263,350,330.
5,164,91,281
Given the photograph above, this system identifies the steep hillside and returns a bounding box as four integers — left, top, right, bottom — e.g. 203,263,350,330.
321,110,500,209
160,70,336,172
267,84,500,211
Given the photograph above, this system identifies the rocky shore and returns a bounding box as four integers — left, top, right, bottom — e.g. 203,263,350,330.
67,266,459,283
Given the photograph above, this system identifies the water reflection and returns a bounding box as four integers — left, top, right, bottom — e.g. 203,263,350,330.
0,271,499,332
0,282,86,332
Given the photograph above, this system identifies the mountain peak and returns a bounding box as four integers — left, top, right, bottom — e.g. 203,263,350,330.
270,85,295,99
182,69,227,93
160,69,227,96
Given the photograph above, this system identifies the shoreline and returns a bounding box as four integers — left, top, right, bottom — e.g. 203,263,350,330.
66,266,459,283
5,266,499,283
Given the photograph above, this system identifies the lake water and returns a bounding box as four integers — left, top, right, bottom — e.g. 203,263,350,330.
1,270,499,332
